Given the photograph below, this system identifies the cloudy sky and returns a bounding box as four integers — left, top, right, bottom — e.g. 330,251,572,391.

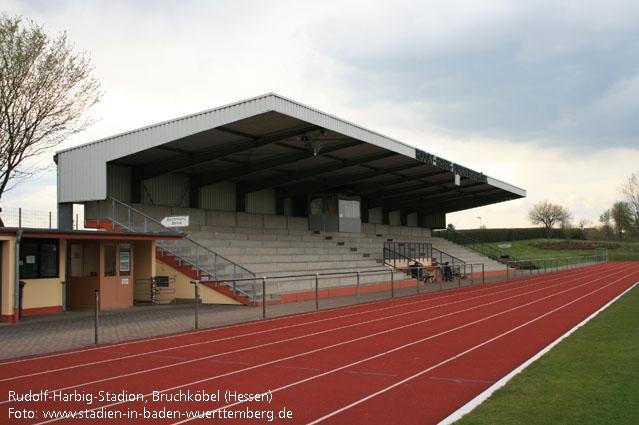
2,0,639,229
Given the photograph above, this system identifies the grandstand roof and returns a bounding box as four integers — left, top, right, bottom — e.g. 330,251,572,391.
55,93,525,216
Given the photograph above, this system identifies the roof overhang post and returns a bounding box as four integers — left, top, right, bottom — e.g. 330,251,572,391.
189,176,200,209
236,183,246,213
58,203,74,230
382,208,390,225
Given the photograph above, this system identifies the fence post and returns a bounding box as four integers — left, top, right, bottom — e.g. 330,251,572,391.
262,277,267,318
357,271,361,303
391,269,395,298
94,290,100,345
315,273,319,310
191,280,199,329
482,263,485,284
18,208,22,228
471,264,474,285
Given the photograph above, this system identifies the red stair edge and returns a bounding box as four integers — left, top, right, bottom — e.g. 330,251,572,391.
155,249,253,306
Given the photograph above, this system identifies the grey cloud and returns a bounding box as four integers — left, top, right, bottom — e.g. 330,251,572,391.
311,1,639,147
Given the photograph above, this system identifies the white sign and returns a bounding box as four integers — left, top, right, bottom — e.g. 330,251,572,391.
121,278,129,285
161,215,190,228
498,243,512,249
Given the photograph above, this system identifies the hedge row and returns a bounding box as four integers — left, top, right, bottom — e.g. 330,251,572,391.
434,227,566,243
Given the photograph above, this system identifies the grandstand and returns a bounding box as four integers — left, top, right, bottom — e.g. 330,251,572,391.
54,93,524,308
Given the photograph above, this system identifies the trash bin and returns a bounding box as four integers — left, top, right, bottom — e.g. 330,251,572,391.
18,281,26,319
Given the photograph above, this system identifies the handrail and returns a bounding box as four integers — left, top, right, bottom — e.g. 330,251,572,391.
383,242,432,267
383,241,465,268
435,228,522,266
88,197,257,304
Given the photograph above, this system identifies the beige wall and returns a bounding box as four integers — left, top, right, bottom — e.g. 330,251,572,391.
1,237,16,319
22,239,66,310
156,259,240,305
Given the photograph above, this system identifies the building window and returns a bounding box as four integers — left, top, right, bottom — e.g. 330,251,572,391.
19,239,59,279
104,245,116,277
339,200,361,219
119,243,131,276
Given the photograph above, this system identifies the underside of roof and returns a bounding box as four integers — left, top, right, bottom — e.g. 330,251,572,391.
56,93,525,217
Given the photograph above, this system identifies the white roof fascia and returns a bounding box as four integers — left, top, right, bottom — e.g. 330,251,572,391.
56,93,523,203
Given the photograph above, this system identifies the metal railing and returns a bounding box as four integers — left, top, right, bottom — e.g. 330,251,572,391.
383,241,465,269
190,262,486,320
383,242,432,267
0,206,85,230
435,228,522,266
504,254,606,279
87,197,257,304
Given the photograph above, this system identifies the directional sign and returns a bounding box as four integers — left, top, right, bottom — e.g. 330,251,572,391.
161,215,190,228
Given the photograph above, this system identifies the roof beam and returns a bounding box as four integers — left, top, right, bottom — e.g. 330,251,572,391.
358,169,451,195
367,181,487,208
285,162,424,197
377,187,504,212
196,139,362,188
242,150,396,193
141,124,320,180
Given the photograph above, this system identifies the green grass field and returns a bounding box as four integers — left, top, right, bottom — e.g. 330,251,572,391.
485,239,639,263
455,284,639,425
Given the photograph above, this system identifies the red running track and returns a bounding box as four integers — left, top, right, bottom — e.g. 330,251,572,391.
1,262,638,425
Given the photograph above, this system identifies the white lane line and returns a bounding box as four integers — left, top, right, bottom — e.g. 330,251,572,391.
2,263,623,415
439,280,639,425
0,263,607,367
1,263,602,383
27,264,630,425
306,273,639,424
169,266,638,425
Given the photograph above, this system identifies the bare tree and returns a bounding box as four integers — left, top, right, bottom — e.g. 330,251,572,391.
0,15,101,200
620,172,639,229
528,200,572,230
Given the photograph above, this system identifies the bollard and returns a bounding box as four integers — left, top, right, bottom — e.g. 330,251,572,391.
94,290,100,345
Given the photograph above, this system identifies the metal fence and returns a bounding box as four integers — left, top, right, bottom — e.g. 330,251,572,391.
383,241,465,269
0,206,85,230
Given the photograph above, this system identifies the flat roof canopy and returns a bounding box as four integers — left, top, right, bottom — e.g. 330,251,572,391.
56,94,525,217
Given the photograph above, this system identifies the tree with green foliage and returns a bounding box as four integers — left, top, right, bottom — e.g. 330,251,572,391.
599,210,614,240
610,201,632,241
620,171,639,230
0,14,101,201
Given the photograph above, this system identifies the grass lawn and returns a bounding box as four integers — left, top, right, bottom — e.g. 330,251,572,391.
454,284,639,425
485,239,639,262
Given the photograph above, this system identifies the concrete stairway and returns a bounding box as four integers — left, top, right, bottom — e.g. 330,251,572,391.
423,237,507,273
167,226,504,303
174,226,406,301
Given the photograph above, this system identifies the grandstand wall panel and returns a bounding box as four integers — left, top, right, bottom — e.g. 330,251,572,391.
200,182,236,211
